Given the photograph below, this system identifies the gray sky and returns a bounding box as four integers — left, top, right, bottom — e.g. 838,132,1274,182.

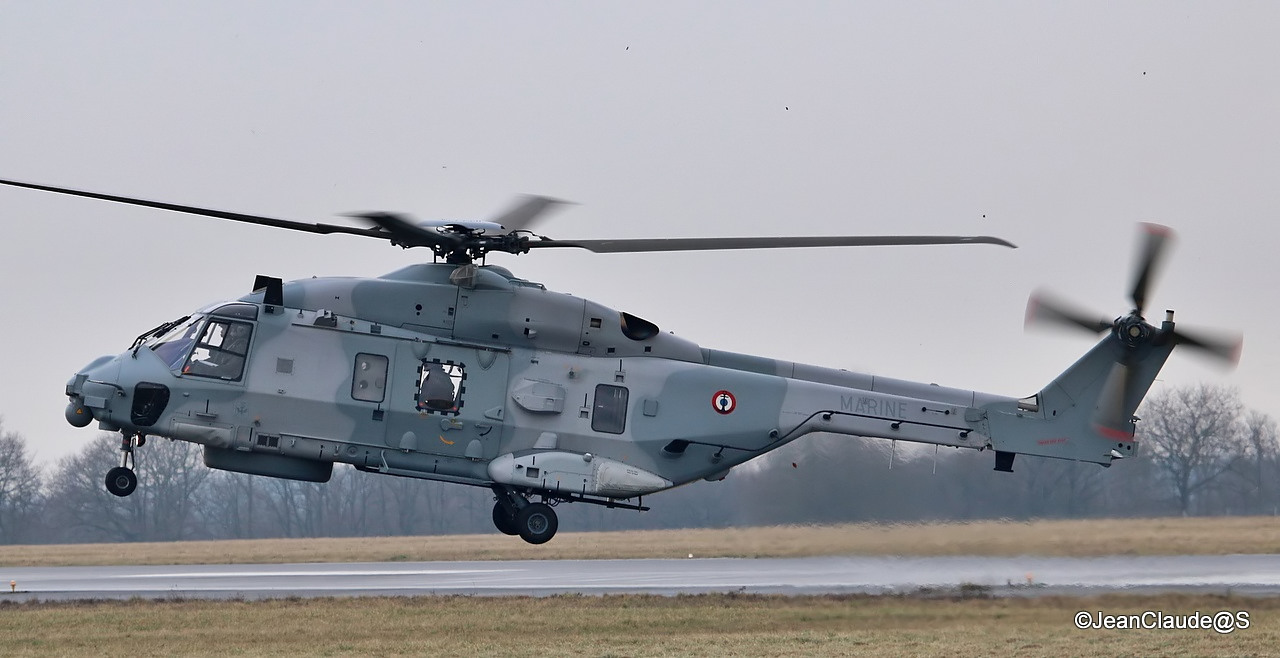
1,2,1273,464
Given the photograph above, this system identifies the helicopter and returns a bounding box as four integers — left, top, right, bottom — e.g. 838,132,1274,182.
1,178,1243,544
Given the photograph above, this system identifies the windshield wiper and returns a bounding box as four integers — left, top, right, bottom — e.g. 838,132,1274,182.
130,315,191,352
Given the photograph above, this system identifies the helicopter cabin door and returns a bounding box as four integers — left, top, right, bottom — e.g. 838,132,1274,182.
385,342,509,462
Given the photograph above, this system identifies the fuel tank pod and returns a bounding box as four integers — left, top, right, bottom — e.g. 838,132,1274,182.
489,451,671,498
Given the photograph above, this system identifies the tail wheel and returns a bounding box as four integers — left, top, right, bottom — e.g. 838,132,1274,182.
492,501,519,536
105,466,137,497
516,502,558,544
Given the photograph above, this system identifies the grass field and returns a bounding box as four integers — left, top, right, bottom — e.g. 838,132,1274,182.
2,516,1280,567
2,593,1276,657
4,518,1279,656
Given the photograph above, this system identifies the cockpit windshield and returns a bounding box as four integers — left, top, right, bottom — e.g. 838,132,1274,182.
149,315,204,370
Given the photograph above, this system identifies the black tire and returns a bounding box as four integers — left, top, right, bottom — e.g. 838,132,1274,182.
492,501,519,536
516,502,558,545
105,466,137,497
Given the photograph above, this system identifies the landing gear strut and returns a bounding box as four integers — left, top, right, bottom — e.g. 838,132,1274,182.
491,485,558,544
105,432,142,497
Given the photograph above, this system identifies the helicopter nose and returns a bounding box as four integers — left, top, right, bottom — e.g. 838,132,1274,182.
64,354,124,429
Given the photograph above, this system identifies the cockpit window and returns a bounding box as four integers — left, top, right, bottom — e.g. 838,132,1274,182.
183,319,253,381
209,303,259,321
150,315,204,370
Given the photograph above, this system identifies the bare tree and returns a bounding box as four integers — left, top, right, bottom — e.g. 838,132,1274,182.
138,438,211,540
1015,457,1107,518
0,422,43,544
1139,384,1244,516
1228,411,1278,515
197,470,264,539
46,433,209,542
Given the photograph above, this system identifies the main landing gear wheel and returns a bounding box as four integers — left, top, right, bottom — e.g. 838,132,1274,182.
105,466,137,497
492,501,519,536
516,502,558,545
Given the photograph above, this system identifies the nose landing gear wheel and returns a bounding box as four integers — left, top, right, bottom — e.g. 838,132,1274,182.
516,502,558,544
105,466,137,497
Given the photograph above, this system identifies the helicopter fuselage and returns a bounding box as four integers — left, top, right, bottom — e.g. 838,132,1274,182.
66,261,1173,542
65,263,1031,496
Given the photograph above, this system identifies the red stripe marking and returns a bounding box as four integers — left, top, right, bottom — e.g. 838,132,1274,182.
1094,424,1135,441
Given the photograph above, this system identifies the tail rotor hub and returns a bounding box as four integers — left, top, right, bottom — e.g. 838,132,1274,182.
1115,315,1153,348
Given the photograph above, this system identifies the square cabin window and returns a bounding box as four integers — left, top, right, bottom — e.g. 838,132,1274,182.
351,353,388,403
591,384,629,434
416,360,465,415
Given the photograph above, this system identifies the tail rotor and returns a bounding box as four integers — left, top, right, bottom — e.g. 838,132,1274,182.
1024,223,1242,440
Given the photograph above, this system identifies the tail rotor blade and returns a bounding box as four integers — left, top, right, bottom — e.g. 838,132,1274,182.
1130,223,1174,316
1174,328,1244,366
1025,290,1113,334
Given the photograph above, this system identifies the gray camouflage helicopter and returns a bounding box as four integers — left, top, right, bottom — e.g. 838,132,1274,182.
2,178,1242,544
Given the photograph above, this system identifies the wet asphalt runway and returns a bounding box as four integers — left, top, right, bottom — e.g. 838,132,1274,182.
4,554,1280,601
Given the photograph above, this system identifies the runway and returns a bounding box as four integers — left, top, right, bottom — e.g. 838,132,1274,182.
5,554,1280,601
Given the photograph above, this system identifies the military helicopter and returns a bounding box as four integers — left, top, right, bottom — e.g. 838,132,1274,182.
1,178,1242,544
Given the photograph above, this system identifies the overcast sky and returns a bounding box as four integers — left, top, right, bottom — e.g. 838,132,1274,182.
1,2,1274,464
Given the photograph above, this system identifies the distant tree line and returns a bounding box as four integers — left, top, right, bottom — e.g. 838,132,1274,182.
0,383,1273,545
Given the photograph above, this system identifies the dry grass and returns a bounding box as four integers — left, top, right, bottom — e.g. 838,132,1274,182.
2,593,1277,657
2,516,1279,567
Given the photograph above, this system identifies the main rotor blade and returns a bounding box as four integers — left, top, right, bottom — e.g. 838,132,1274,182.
1025,290,1113,334
346,211,462,250
0,178,386,241
526,234,1016,254
1130,223,1174,316
488,195,571,232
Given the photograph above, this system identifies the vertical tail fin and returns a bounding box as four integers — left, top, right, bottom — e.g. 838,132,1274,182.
987,223,1239,470
979,331,1175,467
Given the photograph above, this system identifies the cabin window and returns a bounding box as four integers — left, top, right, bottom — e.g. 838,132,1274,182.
416,360,465,415
351,353,388,403
591,384,629,434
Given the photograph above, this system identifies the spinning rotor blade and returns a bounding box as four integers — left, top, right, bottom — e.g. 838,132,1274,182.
527,234,1016,254
1024,290,1113,334
2,177,1018,261
345,211,462,250
1130,223,1173,315
1172,327,1244,366
488,195,570,232
0,178,386,240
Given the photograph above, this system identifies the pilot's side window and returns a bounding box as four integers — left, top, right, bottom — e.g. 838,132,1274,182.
591,384,629,434
183,319,252,382
351,353,388,403
416,360,465,415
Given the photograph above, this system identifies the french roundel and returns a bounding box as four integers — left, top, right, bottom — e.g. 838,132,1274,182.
712,390,736,414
